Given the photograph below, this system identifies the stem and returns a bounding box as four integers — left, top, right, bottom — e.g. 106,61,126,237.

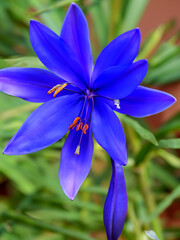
128,201,142,240
124,124,141,154
138,165,164,240
108,0,122,41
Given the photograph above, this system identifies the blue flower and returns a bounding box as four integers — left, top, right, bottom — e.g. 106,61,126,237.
0,3,176,240
104,160,127,240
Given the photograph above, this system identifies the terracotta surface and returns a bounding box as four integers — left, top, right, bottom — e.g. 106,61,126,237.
138,0,180,128
139,0,180,40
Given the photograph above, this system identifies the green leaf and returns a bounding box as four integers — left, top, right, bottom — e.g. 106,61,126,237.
159,138,180,149
146,185,180,222
135,113,180,165
30,0,79,16
0,57,44,69
0,156,38,194
0,103,37,120
81,185,107,195
119,114,158,145
120,0,149,32
157,113,180,137
149,42,180,67
150,161,179,189
1,211,94,240
88,0,109,49
145,55,180,85
157,149,180,168
109,0,123,40
138,24,167,59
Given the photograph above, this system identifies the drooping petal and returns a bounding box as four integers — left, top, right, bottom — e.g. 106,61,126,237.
29,20,88,89
60,3,93,80
94,60,148,99
92,28,140,82
104,160,127,240
91,98,127,165
59,126,93,200
117,86,176,117
0,67,71,102
3,94,83,155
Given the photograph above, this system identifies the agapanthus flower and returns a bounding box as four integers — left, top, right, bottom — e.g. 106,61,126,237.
0,3,176,240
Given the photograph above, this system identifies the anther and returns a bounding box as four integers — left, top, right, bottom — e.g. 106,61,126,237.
74,145,80,156
48,83,68,97
82,124,89,134
69,117,80,131
114,99,120,109
53,83,68,97
76,122,83,131
80,122,83,130
48,84,61,94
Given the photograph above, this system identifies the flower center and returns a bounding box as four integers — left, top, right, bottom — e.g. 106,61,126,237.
48,83,95,156
69,94,93,156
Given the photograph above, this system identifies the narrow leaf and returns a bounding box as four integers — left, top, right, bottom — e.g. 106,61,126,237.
121,0,149,32
157,149,180,168
119,114,158,145
146,185,180,222
159,138,180,149
31,0,79,16
145,56,180,85
138,25,166,59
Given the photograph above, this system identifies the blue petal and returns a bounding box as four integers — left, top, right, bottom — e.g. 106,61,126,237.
92,28,140,82
60,3,93,81
3,94,83,155
29,20,88,89
118,86,176,117
0,67,71,102
91,98,127,165
104,160,127,240
94,60,148,99
59,126,93,200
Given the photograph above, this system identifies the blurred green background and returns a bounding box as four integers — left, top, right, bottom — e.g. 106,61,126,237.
0,0,180,239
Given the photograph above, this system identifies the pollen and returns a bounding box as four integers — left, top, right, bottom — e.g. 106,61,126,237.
68,117,80,131
48,83,68,97
74,145,80,156
76,122,83,131
48,84,61,94
82,124,89,134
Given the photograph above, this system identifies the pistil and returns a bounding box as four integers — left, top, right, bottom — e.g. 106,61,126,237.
114,99,120,109
74,145,80,156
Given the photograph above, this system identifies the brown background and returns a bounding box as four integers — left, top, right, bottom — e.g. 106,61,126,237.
140,0,180,40
139,0,180,128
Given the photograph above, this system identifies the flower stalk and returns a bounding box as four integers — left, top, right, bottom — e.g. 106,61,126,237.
138,165,163,240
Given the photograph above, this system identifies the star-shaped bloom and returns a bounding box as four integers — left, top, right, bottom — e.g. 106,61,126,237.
0,3,176,240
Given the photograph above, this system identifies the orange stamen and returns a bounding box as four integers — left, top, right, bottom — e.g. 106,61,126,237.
82,124,89,134
68,117,80,131
76,122,83,131
53,83,68,97
80,122,83,130
48,84,61,94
